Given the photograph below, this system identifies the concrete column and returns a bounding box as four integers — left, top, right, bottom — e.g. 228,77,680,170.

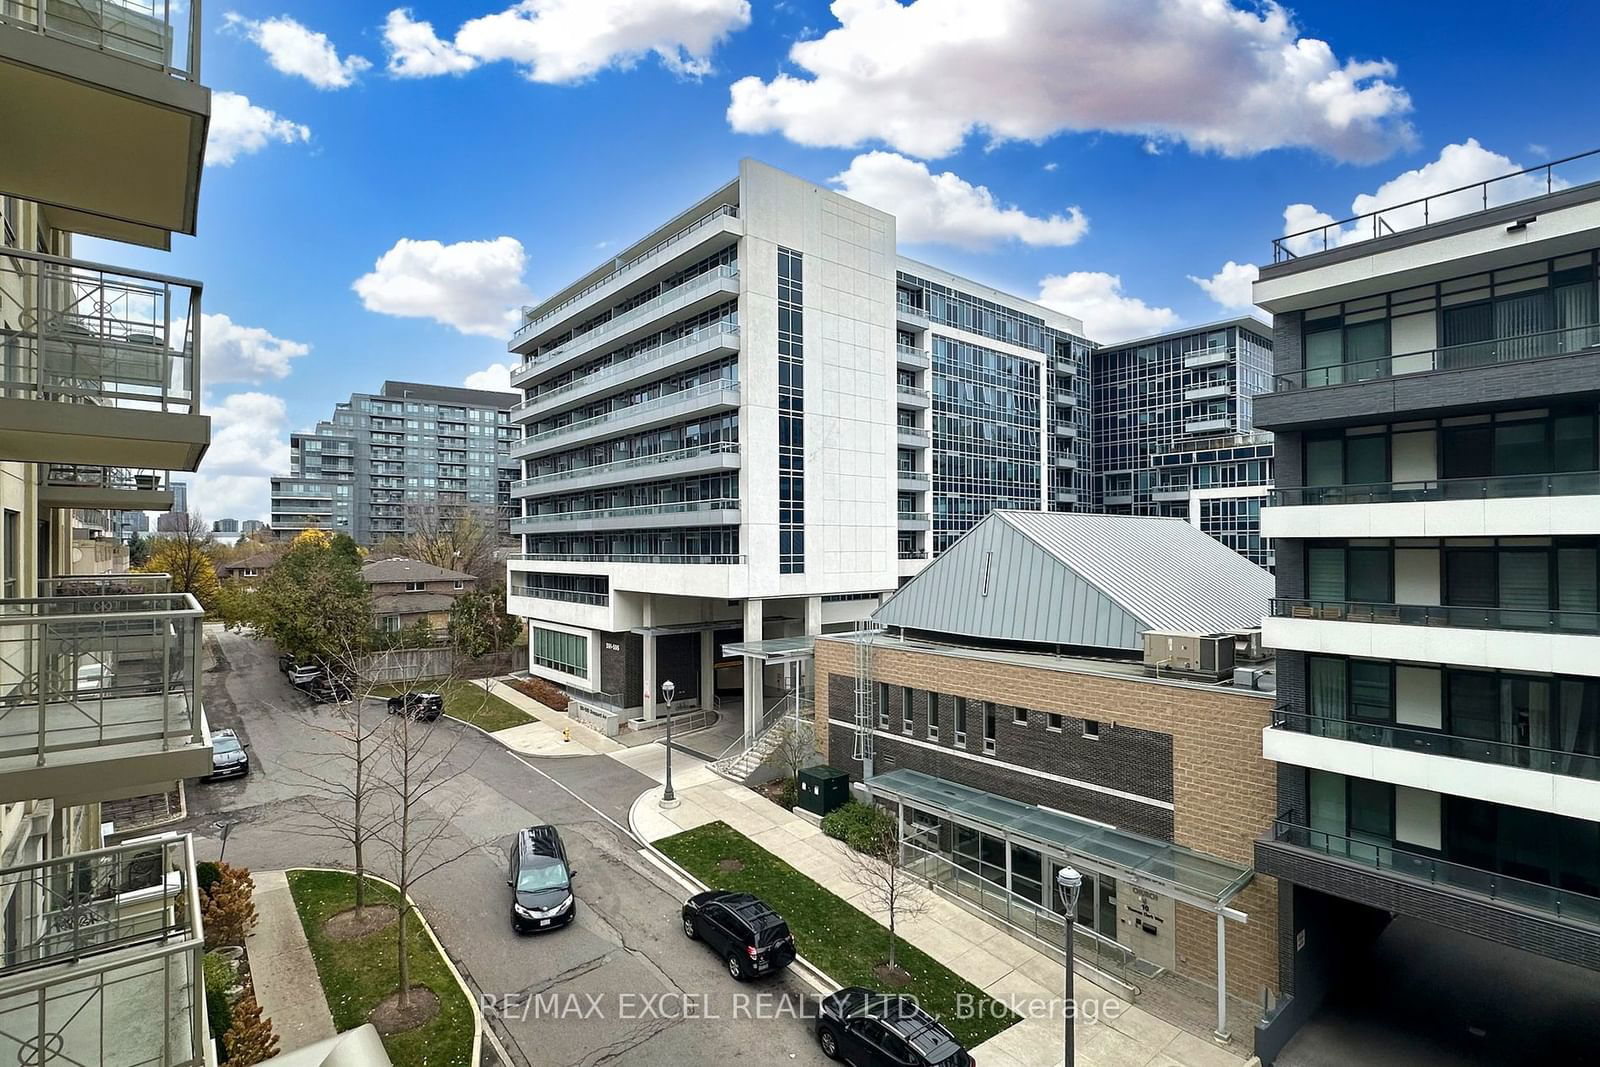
1215,913,1230,1042
699,629,716,712
804,595,823,636
642,595,657,722
742,598,763,737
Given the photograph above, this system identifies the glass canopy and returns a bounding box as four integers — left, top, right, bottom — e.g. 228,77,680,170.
869,768,1255,913
721,636,816,662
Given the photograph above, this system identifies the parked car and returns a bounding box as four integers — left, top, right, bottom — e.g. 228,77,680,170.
816,987,973,1066
386,691,444,721
507,825,576,933
76,660,114,692
310,677,353,704
287,664,322,688
208,729,251,780
681,890,796,981
277,654,297,674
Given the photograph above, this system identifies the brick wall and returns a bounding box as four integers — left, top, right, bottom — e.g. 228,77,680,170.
815,637,1281,999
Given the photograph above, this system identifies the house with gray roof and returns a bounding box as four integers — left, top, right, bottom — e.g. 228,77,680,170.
361,557,477,636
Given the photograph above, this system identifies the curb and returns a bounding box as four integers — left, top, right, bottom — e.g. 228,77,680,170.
287,867,483,1067
443,710,592,759
625,786,841,998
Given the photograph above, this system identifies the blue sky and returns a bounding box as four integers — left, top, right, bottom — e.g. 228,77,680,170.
92,0,1597,523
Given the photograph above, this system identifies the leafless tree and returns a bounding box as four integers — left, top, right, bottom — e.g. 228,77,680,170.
842,817,929,975
766,708,817,787
391,504,501,584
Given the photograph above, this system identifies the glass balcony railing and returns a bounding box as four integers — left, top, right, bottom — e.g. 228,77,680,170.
0,248,199,415
515,323,741,415
896,343,928,362
509,584,609,606
0,0,201,81
1275,324,1600,391
516,442,739,492
1271,708,1600,780
1272,471,1600,506
513,498,739,530
896,383,929,400
0,593,205,764
897,511,930,523
514,204,739,343
1270,597,1600,635
519,380,741,450
1267,818,1600,928
37,572,172,597
512,552,746,565
514,266,739,375
0,833,206,1067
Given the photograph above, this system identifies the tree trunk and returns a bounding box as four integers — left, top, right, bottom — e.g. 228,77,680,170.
353,726,365,915
887,892,897,970
396,902,410,1006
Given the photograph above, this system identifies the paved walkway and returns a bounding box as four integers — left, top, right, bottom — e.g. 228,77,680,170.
246,870,337,1051
470,678,625,757
630,776,1252,1067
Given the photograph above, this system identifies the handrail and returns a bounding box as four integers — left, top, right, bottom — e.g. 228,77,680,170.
1270,597,1600,635
519,379,740,449
515,323,741,412
0,0,201,81
511,552,745,565
1274,323,1600,391
515,441,739,491
1270,708,1600,780
514,205,740,343
514,498,739,526
1271,147,1600,262
1272,470,1600,506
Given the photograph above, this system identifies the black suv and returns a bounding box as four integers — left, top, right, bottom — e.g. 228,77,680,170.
816,988,973,1066
386,691,444,721
507,825,576,933
681,890,796,981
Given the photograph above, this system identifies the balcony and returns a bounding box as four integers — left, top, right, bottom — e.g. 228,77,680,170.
513,498,740,534
1054,490,1078,506
511,204,740,350
1184,415,1233,434
512,551,745,565
898,548,928,561
513,442,740,498
896,343,930,370
895,300,929,331
1052,422,1077,439
896,426,930,450
0,834,207,1067
0,249,207,470
1264,598,1600,677
510,266,740,383
1152,486,1191,503
1184,383,1231,402
40,465,172,510
38,572,170,597
1182,348,1232,370
1256,818,1600,968
896,511,930,531
512,324,741,422
0,0,208,247
513,380,741,460
896,383,931,409
896,469,930,491
1053,455,1077,470
0,593,211,803
1264,471,1600,539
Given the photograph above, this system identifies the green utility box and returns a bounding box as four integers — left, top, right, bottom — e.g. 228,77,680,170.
797,765,851,816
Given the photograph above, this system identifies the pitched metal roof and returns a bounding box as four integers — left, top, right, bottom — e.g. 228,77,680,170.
873,511,1271,652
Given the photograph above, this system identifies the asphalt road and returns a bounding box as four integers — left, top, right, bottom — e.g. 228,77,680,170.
182,626,830,1067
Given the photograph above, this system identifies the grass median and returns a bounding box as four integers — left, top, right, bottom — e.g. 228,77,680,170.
369,679,533,732
287,869,475,1067
656,820,1020,1049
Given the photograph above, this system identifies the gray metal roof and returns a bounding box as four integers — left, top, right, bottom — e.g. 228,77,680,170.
874,511,1272,652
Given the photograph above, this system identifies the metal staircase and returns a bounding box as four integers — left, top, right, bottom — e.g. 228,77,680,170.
709,689,812,783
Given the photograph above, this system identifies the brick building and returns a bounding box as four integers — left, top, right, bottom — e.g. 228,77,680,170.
810,511,1281,1044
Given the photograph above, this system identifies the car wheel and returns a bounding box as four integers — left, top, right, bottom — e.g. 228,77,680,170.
682,916,698,940
726,953,745,981
817,1025,840,1060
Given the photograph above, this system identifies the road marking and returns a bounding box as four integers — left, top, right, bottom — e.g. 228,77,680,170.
502,749,639,842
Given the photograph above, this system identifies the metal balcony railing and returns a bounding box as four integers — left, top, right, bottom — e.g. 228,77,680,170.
1267,818,1600,928
515,323,741,416
520,380,740,451
511,552,745,565
0,0,202,81
1272,471,1600,506
1271,147,1600,263
43,464,166,493
509,583,609,606
1275,323,1600,391
1270,708,1600,780
514,204,739,343
513,497,739,530
0,593,204,763
896,343,927,362
0,248,200,415
37,573,171,597
0,834,206,1067
896,383,929,400
898,549,929,560
1270,597,1600,635
516,442,739,493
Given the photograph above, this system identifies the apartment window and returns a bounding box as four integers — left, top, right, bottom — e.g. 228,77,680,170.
1302,317,1388,386
1306,545,1391,604
927,694,940,740
1082,719,1100,740
1014,707,1029,726
1047,712,1063,732
532,627,587,679
877,682,890,728
953,697,968,745
902,687,914,734
2,510,17,598
777,247,805,573
982,702,996,754
1347,778,1393,845
380,615,401,633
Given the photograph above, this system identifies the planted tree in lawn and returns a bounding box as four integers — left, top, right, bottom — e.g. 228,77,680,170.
765,707,818,806
246,531,374,666
841,815,928,980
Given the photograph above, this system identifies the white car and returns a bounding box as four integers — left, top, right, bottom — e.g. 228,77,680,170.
76,661,113,691
287,665,322,688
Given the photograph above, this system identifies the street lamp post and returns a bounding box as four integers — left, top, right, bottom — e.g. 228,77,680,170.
1056,867,1083,1067
660,679,679,808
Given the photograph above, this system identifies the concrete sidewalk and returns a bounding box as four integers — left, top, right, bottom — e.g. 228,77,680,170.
470,677,625,757
630,777,1250,1067
246,870,337,1051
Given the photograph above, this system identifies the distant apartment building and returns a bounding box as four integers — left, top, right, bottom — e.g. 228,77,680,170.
503,160,1092,736
112,508,150,541
271,381,521,545
242,518,266,534
155,479,190,531
212,517,240,534
1093,318,1277,567
1250,155,1600,1063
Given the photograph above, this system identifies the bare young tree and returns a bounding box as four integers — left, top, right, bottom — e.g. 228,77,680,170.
396,504,501,584
842,817,930,976
765,710,817,788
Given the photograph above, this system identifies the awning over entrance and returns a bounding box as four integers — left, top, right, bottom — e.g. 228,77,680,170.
869,768,1255,914
721,635,815,664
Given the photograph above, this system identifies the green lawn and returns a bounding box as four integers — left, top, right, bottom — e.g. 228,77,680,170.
656,820,1019,1048
370,679,533,732
287,870,475,1067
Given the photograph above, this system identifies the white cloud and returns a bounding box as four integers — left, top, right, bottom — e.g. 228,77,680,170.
728,0,1413,162
1282,139,1554,255
201,313,310,387
190,392,291,523
1042,162,1058,172
1188,260,1259,310
464,363,516,391
224,13,371,89
383,0,751,83
830,151,1087,250
1036,272,1178,343
353,236,532,337
206,91,310,166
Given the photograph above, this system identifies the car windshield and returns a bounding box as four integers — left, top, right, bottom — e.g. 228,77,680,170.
214,736,242,755
516,859,568,892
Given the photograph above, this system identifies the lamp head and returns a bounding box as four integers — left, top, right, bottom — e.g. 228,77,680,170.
662,679,675,703
1056,866,1083,909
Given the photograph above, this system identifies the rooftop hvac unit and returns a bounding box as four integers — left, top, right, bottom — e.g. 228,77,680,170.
1142,630,1236,680
1234,629,1267,662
